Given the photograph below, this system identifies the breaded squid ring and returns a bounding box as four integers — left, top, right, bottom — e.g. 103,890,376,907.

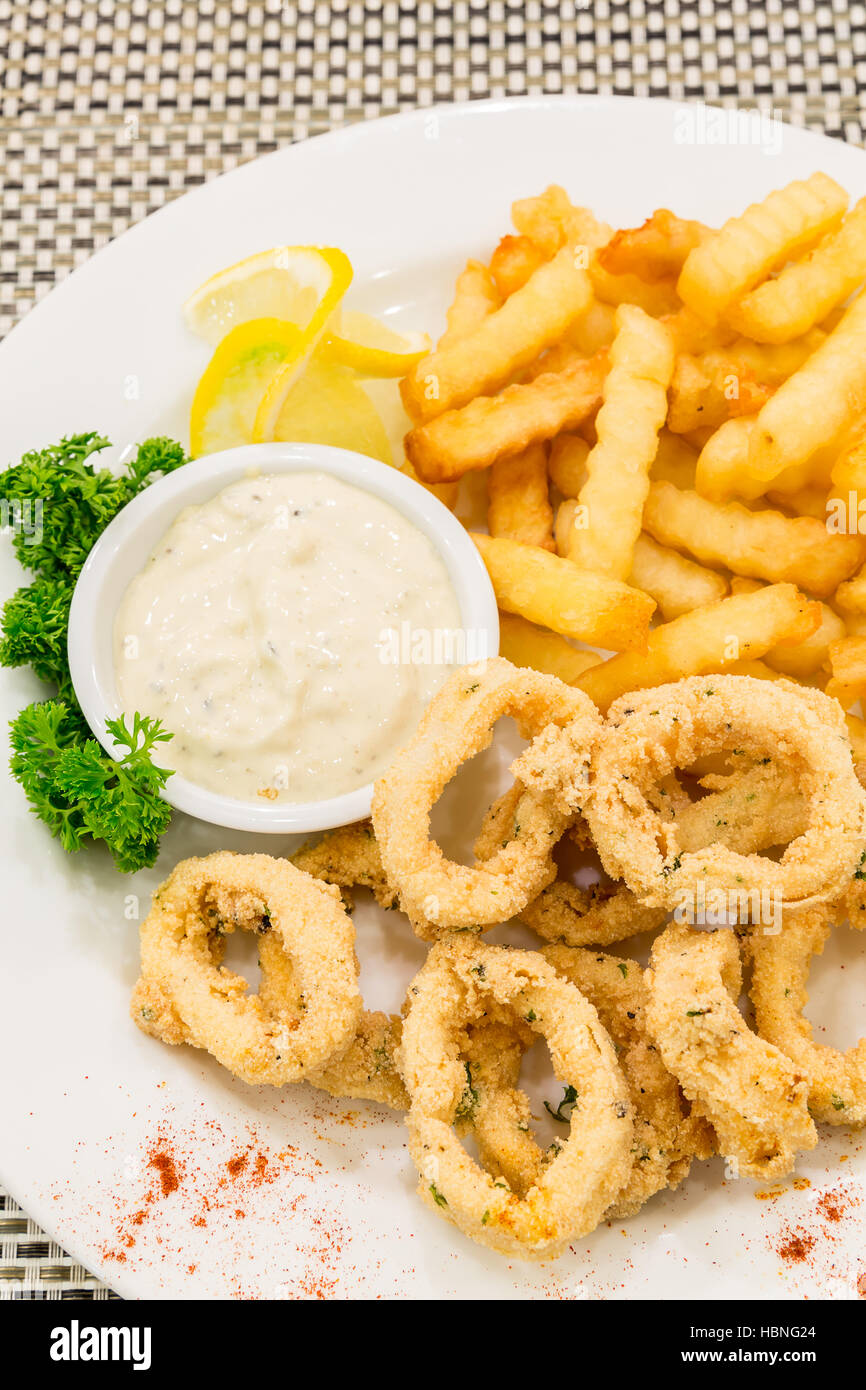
521,880,666,948
291,824,538,1133
131,852,361,1086
497,761,808,951
289,823,406,1107
645,923,817,1179
586,676,866,912
292,820,399,912
749,901,866,1126
398,937,634,1260
372,657,600,936
542,945,715,1216
457,1017,542,1195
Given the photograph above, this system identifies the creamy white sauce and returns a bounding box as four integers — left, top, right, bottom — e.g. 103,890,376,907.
113,471,462,802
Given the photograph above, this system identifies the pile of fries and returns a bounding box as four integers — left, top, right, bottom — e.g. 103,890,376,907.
399,176,866,757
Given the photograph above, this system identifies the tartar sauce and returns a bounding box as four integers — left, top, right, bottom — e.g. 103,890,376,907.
113,471,462,803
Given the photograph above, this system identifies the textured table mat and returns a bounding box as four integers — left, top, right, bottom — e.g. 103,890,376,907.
1,0,865,1300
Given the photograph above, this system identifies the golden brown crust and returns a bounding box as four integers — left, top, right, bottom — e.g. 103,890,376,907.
132,851,361,1086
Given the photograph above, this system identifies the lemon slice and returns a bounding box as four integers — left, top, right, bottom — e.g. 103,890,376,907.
190,317,392,464
190,318,304,457
271,351,392,464
183,245,353,346
324,310,431,377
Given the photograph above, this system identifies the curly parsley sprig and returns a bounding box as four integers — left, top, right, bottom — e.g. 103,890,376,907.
1,433,187,871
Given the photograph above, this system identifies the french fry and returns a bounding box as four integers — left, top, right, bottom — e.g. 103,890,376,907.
766,484,829,520
629,533,729,620
554,497,579,555
747,289,866,485
400,242,593,422
413,259,500,508
437,259,500,350
512,185,612,255
575,585,819,711
548,433,590,497
666,352,772,435
825,635,866,708
498,611,602,683
487,443,554,549
401,459,459,512
710,329,827,387
565,299,617,355
566,305,674,579
512,185,681,315
470,532,655,652
488,234,546,298
728,576,845,677
663,306,738,355
695,417,761,501
650,429,699,489
827,430,866,535
598,209,710,281
642,480,865,597
726,198,866,343
839,505,866,619
589,264,681,317
846,711,866,764
524,339,585,381
695,415,834,503
677,172,848,323
405,352,607,483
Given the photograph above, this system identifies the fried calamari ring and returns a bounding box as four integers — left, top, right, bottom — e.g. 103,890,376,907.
288,823,405,1108
131,852,362,1086
542,945,714,1216
586,676,866,911
645,923,817,1179
398,937,633,1259
749,902,866,1126
291,824,535,1126
308,1011,407,1110
509,763,807,951
292,821,399,912
372,657,600,935
675,763,807,856
521,880,666,948
456,1017,543,1195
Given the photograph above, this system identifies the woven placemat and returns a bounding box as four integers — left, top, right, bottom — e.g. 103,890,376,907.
1,0,865,1300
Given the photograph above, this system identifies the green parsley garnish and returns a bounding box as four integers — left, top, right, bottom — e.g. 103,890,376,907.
1,432,187,870
454,1064,479,1122
544,1084,578,1123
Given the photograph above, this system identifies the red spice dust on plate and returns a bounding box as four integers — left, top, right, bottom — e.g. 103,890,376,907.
93,1107,357,1299
772,1181,863,1291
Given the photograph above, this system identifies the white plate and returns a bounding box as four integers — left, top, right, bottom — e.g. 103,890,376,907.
2,95,866,1301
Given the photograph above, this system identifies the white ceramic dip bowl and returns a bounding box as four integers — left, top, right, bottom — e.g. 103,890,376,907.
68,441,499,834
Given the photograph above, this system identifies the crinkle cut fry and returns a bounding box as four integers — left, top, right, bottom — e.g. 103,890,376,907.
645,923,817,1180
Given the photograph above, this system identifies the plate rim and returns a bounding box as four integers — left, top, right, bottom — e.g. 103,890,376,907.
3,91,866,1301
